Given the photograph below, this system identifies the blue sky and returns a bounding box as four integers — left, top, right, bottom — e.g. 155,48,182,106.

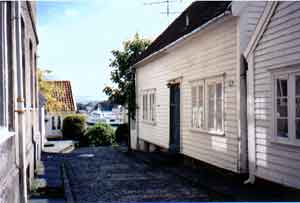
37,0,194,101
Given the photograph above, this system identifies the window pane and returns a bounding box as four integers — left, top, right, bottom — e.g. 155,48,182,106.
208,85,215,129
296,119,300,139
216,99,222,131
216,83,222,131
216,83,222,99
296,97,300,118
296,76,300,96
277,118,288,138
276,98,288,118
145,95,148,120
192,86,197,106
151,94,155,121
192,86,197,128
277,78,287,97
198,86,204,128
149,94,152,121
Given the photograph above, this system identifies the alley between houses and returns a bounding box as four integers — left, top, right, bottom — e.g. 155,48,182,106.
30,141,300,203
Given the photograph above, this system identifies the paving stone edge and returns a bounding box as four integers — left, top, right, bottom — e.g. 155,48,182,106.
61,163,75,203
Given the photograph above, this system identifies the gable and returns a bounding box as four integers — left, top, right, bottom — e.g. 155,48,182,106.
254,1,300,69
243,1,278,59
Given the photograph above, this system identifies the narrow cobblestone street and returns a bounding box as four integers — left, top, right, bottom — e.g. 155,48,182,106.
30,142,300,203
63,147,218,202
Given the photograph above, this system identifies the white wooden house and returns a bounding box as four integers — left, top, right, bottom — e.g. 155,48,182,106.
244,1,300,189
130,1,267,174
45,80,77,139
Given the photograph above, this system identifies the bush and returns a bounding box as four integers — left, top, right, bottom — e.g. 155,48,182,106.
62,114,86,140
80,123,115,147
115,123,129,143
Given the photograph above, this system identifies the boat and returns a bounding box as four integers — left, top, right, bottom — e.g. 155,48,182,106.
86,106,124,127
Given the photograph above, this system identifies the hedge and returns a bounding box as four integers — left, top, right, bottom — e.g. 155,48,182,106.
80,123,115,147
62,114,86,140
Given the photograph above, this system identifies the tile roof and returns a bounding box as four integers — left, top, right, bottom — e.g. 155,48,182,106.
132,1,231,65
47,80,76,112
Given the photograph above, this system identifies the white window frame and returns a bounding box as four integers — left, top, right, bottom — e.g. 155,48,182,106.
149,91,156,122
141,89,156,125
271,67,300,146
191,80,205,130
190,76,224,136
0,3,9,135
205,77,224,134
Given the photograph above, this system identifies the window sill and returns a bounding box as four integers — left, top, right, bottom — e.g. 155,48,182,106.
190,128,225,136
142,120,156,126
0,128,15,145
269,136,300,148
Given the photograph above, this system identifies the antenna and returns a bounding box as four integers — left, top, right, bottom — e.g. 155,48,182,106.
144,0,182,16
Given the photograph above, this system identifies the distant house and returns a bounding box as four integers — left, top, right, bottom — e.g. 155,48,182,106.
0,1,41,202
45,80,76,139
244,1,300,189
130,1,267,174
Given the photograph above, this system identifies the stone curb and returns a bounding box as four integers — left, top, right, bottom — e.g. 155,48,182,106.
61,163,75,203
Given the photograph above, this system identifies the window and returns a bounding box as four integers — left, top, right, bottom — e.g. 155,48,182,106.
272,69,300,144
149,92,156,122
142,94,148,120
142,89,156,123
34,53,37,108
0,2,8,132
191,82,204,129
190,77,224,134
21,18,26,108
57,116,61,130
52,117,56,130
7,2,14,131
207,80,223,132
30,41,34,108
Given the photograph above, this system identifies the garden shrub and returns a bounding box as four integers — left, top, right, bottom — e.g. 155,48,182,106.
62,114,86,140
115,123,129,143
81,123,115,147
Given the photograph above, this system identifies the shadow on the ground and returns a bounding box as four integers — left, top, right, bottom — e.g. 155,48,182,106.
128,150,300,202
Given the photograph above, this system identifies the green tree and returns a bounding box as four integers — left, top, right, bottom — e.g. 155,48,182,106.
103,33,151,119
38,69,63,112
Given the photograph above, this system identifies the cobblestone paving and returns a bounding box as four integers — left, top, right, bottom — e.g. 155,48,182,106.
64,147,220,203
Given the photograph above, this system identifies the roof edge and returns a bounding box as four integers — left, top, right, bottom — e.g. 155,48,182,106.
133,11,231,68
243,1,278,60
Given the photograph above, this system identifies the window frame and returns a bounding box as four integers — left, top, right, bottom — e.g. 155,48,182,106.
141,89,156,125
0,2,8,133
205,77,224,134
191,80,205,130
190,76,224,136
271,67,300,146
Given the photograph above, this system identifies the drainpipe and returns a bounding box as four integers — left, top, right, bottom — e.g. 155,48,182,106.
244,53,256,185
14,1,28,202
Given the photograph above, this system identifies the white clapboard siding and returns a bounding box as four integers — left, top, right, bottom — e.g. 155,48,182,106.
233,1,267,52
136,16,243,172
252,1,300,189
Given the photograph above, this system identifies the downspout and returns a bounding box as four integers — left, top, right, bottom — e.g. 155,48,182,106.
244,53,256,184
14,1,28,202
